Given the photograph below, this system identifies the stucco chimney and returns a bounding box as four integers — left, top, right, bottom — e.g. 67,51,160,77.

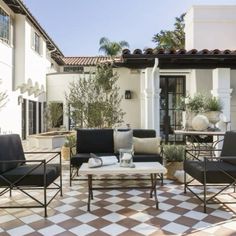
185,5,236,50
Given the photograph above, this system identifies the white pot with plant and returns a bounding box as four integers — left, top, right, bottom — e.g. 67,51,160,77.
181,94,206,130
61,134,76,161
204,96,222,130
163,144,185,180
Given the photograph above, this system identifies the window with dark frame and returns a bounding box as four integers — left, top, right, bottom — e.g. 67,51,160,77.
33,32,40,54
0,7,10,44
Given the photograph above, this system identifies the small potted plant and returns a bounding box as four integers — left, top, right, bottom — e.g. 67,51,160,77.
163,144,185,179
204,96,223,129
181,93,206,130
61,134,76,161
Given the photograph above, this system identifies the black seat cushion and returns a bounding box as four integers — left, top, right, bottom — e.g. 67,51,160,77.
0,134,25,174
71,153,118,167
117,129,156,138
133,129,156,138
184,160,236,184
76,129,114,153
133,154,162,163
0,164,60,187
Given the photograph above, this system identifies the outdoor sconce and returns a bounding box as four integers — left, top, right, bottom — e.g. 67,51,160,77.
18,95,23,105
125,90,132,99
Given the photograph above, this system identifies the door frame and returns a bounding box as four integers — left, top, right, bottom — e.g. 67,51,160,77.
160,75,186,143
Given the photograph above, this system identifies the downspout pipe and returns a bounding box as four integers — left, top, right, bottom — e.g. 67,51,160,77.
152,58,159,76
151,58,160,136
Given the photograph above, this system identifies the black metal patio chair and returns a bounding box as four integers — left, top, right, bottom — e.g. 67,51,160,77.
0,134,62,217
184,131,236,213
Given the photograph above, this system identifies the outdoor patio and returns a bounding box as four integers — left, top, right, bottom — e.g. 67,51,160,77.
0,141,235,236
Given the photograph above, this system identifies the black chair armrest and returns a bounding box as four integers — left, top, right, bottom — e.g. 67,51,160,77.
0,159,45,164
185,149,202,161
24,151,61,164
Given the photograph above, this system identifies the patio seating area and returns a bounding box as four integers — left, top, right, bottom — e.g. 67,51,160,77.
0,140,236,236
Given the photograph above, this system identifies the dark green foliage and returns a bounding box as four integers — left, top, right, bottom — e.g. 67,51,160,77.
204,97,222,112
153,13,185,49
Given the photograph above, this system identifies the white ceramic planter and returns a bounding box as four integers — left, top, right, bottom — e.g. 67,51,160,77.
182,111,196,130
205,111,221,127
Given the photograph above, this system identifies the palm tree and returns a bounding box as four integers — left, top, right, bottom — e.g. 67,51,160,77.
152,13,185,49
99,37,129,56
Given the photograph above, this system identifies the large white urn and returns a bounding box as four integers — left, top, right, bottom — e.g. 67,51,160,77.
205,111,221,129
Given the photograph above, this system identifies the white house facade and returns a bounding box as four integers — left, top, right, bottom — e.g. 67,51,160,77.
1,1,236,143
0,0,62,138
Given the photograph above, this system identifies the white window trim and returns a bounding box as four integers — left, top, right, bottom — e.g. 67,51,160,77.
31,28,42,55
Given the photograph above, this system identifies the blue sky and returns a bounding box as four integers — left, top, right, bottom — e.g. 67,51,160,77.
24,0,236,56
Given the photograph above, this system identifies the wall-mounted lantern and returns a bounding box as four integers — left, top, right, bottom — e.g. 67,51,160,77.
18,95,23,105
125,90,132,99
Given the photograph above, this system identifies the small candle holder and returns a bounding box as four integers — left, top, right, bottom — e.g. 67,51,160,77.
119,148,134,167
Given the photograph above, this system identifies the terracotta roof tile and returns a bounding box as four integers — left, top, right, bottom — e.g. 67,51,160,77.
122,48,236,56
62,56,121,66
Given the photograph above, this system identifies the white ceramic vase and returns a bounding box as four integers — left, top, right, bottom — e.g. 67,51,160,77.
191,114,209,131
182,111,196,130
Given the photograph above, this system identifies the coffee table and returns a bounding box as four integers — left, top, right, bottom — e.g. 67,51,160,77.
79,162,167,211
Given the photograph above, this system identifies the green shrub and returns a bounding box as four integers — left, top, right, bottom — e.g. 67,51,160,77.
185,93,206,113
64,135,76,147
163,144,185,162
204,96,222,112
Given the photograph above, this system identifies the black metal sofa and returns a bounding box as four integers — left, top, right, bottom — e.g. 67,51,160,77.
70,129,163,186
184,131,236,213
0,134,62,217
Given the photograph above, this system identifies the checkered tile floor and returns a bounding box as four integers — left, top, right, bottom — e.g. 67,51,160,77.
0,143,236,236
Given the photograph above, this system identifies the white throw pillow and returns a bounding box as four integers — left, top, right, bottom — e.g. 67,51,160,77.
133,137,161,154
113,130,133,153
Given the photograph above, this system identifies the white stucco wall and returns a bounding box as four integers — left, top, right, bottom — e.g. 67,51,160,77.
0,42,21,134
0,3,20,134
230,70,236,130
187,69,212,95
115,68,140,128
24,19,50,90
185,5,236,50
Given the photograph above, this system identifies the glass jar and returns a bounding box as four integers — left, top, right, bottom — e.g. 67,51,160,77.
119,148,133,167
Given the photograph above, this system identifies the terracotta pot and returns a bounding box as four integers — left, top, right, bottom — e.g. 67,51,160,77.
166,162,183,180
61,146,70,161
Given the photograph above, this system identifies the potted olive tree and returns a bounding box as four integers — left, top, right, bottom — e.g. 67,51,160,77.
163,144,185,180
61,134,76,161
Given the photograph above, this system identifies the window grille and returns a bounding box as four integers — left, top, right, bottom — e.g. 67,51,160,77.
0,7,10,44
